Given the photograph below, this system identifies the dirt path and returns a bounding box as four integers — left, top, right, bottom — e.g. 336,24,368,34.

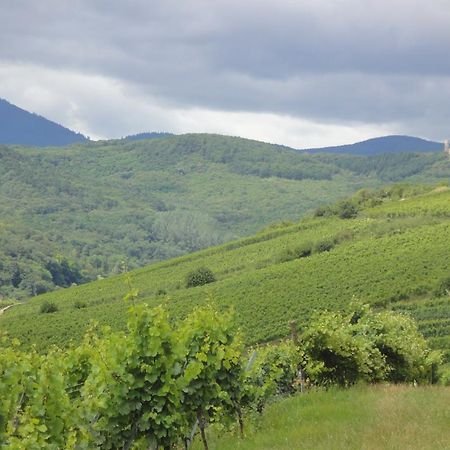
0,304,15,315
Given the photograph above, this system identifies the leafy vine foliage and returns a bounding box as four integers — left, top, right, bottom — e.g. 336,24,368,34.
0,302,439,449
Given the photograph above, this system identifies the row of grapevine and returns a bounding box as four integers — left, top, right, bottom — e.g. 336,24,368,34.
0,301,439,449
1,304,291,450
4,218,450,354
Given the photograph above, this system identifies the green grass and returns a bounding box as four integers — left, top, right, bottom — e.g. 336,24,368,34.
192,385,450,450
1,188,449,357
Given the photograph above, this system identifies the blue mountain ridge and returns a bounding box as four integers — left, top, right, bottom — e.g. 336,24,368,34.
0,98,444,154
0,98,87,147
304,135,443,156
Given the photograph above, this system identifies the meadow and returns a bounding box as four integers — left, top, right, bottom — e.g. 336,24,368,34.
191,385,450,450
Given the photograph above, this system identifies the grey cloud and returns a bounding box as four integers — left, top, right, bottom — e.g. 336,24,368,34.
1,0,450,140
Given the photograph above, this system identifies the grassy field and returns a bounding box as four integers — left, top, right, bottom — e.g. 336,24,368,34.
191,385,450,450
1,187,449,360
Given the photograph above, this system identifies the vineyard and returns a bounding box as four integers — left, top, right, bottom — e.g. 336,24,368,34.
0,302,439,449
1,187,450,362
1,184,449,448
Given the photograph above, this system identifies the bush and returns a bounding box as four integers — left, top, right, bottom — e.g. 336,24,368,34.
435,276,450,297
313,238,335,254
296,241,313,258
40,301,58,314
275,241,313,264
246,341,303,412
334,229,355,243
337,201,358,219
74,300,87,309
301,303,437,386
185,267,216,288
313,205,332,217
439,366,450,386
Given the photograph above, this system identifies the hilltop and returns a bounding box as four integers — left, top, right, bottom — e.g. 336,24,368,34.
306,135,442,155
121,132,174,141
0,98,87,146
1,184,449,365
1,133,450,299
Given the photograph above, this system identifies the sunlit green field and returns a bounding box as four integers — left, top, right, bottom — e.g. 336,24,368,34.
192,385,450,450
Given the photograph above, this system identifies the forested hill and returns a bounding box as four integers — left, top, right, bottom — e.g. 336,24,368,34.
122,132,174,141
306,135,442,155
1,133,450,299
0,98,87,146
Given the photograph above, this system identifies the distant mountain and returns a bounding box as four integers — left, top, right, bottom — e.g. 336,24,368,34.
305,135,443,156
0,98,87,147
122,132,174,141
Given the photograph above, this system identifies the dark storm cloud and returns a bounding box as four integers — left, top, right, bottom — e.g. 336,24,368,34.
1,0,450,140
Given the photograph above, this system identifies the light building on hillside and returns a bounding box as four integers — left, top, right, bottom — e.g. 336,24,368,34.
445,140,450,155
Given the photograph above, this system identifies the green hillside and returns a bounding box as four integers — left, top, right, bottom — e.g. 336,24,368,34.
1,133,450,299
1,185,449,362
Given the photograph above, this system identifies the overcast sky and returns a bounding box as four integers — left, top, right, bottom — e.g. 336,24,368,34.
1,0,450,148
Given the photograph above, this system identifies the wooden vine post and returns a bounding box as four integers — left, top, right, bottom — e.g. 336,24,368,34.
290,320,305,393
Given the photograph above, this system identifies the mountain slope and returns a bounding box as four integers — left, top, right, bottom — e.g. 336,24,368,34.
1,186,449,361
306,135,442,155
0,98,87,146
1,133,450,299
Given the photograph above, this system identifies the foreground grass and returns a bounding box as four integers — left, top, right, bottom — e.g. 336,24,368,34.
193,385,450,450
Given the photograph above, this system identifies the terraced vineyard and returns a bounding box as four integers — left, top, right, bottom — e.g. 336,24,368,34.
1,187,449,363
393,298,450,362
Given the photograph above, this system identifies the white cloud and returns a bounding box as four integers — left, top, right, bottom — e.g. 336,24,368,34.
169,108,394,149
3,0,450,147
0,63,395,147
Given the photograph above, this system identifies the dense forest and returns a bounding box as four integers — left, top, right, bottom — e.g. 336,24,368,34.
1,133,450,299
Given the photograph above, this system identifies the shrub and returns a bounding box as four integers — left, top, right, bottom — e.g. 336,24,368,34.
185,267,216,288
313,238,335,254
40,301,58,314
435,276,450,297
439,366,450,386
275,241,313,264
337,201,358,219
74,300,87,309
295,241,313,258
245,341,303,412
313,205,332,217
334,229,354,243
301,303,437,386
